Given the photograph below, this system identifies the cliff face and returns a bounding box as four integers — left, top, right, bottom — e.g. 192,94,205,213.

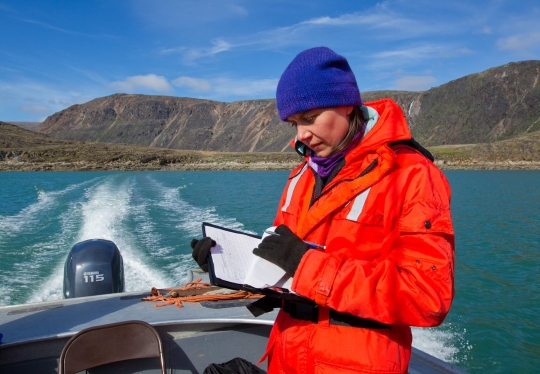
362,61,540,145
38,95,294,152
38,60,540,150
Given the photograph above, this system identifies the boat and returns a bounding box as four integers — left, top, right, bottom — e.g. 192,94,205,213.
0,240,469,373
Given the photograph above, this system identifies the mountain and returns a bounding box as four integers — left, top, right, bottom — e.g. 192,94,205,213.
37,60,540,150
358,60,540,145
38,97,294,152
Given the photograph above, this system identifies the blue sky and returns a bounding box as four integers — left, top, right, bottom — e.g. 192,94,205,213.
1,0,540,122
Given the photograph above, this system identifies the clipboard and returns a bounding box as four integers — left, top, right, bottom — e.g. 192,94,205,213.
202,222,293,293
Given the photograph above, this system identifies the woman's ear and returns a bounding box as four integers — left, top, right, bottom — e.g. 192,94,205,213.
345,105,354,115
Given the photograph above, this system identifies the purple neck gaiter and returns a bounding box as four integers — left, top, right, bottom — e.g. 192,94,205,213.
308,126,365,178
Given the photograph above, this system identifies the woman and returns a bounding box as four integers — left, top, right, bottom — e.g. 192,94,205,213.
194,47,454,373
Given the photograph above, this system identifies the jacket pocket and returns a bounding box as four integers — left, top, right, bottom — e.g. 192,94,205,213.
311,325,408,373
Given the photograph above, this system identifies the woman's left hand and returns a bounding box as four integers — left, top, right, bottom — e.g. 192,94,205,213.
253,225,309,276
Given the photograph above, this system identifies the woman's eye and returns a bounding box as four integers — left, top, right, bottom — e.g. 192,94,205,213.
304,116,316,123
289,121,297,127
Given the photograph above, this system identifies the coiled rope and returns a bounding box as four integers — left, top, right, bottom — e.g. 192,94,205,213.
141,278,262,308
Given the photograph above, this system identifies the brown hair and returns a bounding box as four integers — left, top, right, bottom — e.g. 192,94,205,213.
332,106,366,154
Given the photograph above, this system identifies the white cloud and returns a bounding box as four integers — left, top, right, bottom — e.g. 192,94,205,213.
497,32,540,54
175,8,434,64
159,47,186,55
366,43,474,72
109,74,172,93
162,40,230,60
212,78,278,97
182,39,233,63
303,14,366,26
368,45,444,69
299,10,429,34
172,77,211,92
16,17,89,36
372,45,442,60
15,17,117,39
171,76,277,99
394,76,438,91
209,39,232,54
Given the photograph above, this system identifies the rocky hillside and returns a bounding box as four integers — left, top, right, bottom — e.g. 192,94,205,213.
37,60,540,150
38,97,295,152
359,60,540,145
1,121,70,149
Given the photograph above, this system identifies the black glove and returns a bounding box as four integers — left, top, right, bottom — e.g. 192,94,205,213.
191,237,216,272
253,225,309,276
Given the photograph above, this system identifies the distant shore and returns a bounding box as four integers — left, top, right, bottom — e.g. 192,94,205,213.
1,159,539,171
3,121,539,171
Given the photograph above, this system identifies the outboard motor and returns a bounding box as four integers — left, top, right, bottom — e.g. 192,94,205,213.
63,239,125,299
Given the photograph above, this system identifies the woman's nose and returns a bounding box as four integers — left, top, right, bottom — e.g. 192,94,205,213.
296,125,312,142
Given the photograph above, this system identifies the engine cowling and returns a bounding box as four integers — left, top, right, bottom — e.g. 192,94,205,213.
63,239,125,299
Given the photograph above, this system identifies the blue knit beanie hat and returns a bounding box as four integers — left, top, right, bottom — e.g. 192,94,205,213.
276,47,362,121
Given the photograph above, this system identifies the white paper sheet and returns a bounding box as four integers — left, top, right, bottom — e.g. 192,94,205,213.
204,223,292,289
205,224,261,284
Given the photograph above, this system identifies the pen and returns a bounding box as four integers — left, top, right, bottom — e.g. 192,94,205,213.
264,230,326,250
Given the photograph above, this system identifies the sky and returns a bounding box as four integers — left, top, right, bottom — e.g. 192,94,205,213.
1,0,540,122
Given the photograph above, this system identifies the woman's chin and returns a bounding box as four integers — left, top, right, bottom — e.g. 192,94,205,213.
313,148,333,158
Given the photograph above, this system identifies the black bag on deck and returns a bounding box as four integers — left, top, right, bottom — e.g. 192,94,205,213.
203,357,266,374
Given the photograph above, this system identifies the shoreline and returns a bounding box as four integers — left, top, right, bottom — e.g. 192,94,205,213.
1,160,540,171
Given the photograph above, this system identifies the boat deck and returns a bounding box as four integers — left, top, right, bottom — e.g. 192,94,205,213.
0,270,467,373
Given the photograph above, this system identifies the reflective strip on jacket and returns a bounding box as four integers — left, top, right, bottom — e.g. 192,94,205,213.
265,98,455,374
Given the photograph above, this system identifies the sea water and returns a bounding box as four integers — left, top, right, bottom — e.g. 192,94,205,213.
0,170,538,373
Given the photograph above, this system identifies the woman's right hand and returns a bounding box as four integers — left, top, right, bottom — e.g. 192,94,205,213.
190,237,216,272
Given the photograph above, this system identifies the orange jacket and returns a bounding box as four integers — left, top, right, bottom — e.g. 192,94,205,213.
265,98,454,373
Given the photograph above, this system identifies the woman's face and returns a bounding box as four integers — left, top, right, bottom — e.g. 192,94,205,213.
287,106,353,158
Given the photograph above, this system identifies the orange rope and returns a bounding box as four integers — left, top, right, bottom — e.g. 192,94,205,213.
141,278,262,308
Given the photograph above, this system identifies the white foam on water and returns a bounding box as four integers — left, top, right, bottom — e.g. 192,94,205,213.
0,283,12,306
139,177,255,282
412,324,465,364
27,264,65,303
77,179,132,241
157,184,248,237
3,175,247,305
23,176,172,303
21,184,107,304
128,186,174,259
0,179,95,239
2,179,97,304
9,186,92,304
75,178,171,291
163,253,193,284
